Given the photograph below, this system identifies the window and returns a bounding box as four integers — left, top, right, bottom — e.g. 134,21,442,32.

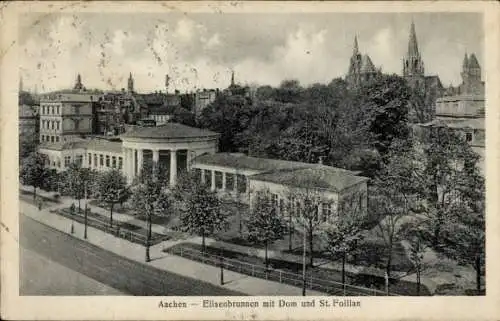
204,170,211,185
64,156,71,167
466,132,473,142
112,156,116,168
100,154,104,166
215,171,223,189
56,121,60,130
118,157,123,170
51,106,54,114
88,153,92,166
55,136,59,143
94,154,97,167
51,120,54,130
321,203,332,222
50,136,54,143
226,173,234,190
57,160,61,168
76,155,83,166
105,155,110,167
74,120,80,130
271,193,278,209
41,106,45,115
237,174,247,193
57,106,60,114
40,135,44,142
279,199,285,216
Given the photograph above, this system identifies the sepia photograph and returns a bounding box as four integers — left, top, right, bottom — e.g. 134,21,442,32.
2,1,499,320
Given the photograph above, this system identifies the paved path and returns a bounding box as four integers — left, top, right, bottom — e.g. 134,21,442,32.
20,199,326,296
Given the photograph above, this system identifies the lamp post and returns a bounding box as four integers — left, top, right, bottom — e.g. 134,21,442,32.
84,180,88,239
302,227,307,296
220,251,224,285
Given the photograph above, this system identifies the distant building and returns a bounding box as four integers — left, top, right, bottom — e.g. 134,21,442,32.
193,89,218,117
345,36,380,89
19,91,39,143
416,52,485,172
402,21,445,121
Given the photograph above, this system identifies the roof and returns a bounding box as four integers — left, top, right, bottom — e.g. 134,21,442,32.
85,139,123,153
468,53,481,69
420,118,484,130
194,153,311,172
40,93,98,103
38,140,88,151
360,55,376,73
250,166,369,192
121,122,219,139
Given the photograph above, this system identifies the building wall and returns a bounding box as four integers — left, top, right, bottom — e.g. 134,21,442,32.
84,149,124,173
435,96,484,118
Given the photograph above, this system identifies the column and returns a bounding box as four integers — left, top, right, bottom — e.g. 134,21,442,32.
222,172,226,191
152,149,159,179
137,148,143,177
211,170,215,191
201,169,206,184
126,148,133,183
170,149,177,187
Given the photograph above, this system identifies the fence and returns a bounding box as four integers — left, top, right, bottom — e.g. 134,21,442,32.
167,245,398,296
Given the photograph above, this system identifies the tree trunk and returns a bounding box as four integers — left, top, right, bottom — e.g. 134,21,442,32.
265,241,268,268
308,229,314,268
288,212,293,251
109,203,114,227
475,255,481,292
416,267,421,296
145,214,152,262
78,198,81,214
386,252,392,280
238,209,242,234
342,252,346,286
33,186,37,200
201,231,206,255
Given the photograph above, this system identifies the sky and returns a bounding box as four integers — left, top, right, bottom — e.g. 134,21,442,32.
19,12,483,93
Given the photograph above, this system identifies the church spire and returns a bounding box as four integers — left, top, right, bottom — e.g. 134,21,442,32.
230,70,235,87
407,20,420,57
127,72,134,92
353,35,359,56
462,52,469,70
74,73,83,91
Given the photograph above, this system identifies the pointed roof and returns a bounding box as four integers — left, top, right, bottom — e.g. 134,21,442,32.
230,70,235,86
353,35,359,55
360,55,376,73
407,21,420,57
462,52,469,69
468,53,480,69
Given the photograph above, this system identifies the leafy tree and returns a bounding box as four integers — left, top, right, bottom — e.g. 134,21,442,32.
130,173,171,262
64,163,93,212
175,174,229,253
287,178,326,268
323,192,366,287
95,169,129,227
400,222,428,295
20,152,48,200
247,191,286,268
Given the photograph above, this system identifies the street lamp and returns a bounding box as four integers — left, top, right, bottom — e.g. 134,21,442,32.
84,180,88,239
220,250,224,285
302,226,307,296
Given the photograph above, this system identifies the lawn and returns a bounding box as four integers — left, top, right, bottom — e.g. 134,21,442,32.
165,242,430,296
19,190,60,209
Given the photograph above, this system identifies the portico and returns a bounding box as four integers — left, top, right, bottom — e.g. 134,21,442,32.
120,123,219,186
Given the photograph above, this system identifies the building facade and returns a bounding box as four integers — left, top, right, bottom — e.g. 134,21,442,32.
345,36,380,89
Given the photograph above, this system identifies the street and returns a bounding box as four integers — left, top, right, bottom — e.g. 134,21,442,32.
20,214,245,296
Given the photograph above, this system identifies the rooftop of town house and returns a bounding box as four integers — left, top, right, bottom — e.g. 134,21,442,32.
120,122,219,139
40,92,100,103
420,118,485,130
85,139,123,153
193,152,363,176
38,139,89,151
249,166,369,192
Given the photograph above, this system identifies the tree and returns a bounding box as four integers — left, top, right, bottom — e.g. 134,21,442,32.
400,222,428,295
130,173,171,262
95,169,129,227
20,152,48,200
247,191,286,268
64,163,92,212
323,191,366,287
372,138,422,280
287,178,326,268
175,173,229,253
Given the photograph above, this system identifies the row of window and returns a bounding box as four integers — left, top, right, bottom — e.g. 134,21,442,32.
41,105,60,115
41,135,60,143
88,152,123,170
194,169,247,193
41,119,60,131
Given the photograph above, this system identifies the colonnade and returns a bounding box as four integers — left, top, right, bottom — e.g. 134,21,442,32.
123,147,179,186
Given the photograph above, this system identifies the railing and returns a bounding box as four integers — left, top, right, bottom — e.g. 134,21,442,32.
167,245,398,296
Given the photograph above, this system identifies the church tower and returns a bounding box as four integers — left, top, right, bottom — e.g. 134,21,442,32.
74,73,83,91
460,52,483,95
403,21,425,90
346,35,378,89
127,72,134,92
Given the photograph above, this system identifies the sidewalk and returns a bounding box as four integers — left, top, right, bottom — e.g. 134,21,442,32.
20,199,326,296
